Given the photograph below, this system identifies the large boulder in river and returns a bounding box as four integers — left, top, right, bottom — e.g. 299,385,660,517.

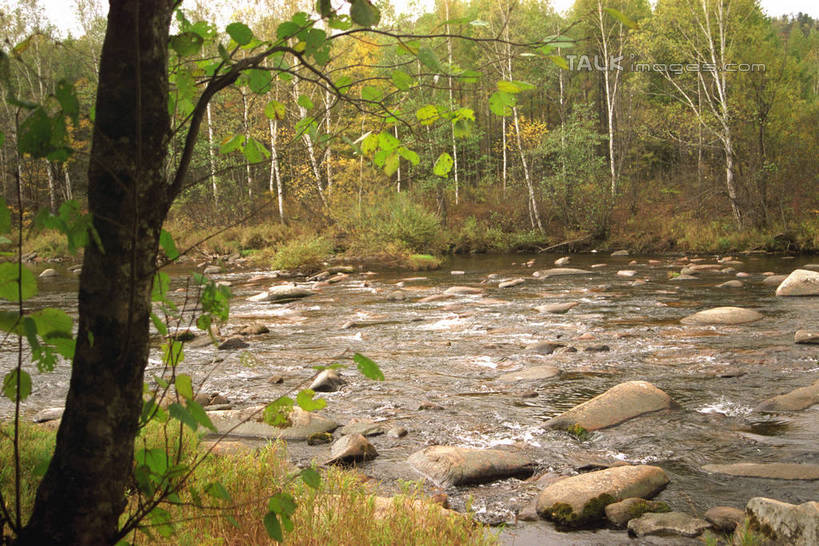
536,465,669,527
248,284,315,303
755,379,819,412
209,406,338,442
745,498,819,546
533,268,592,278
762,274,787,286
680,307,763,325
407,445,536,487
545,381,674,431
775,269,819,296
702,462,819,480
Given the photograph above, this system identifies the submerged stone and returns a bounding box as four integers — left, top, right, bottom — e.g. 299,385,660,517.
627,512,711,538
755,379,819,412
702,462,819,480
680,307,763,325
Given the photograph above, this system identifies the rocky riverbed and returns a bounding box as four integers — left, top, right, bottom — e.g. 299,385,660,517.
4,253,818,544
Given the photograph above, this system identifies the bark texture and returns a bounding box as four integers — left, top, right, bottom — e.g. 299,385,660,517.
17,1,175,544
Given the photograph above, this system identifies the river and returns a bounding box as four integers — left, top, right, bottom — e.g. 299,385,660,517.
3,252,818,544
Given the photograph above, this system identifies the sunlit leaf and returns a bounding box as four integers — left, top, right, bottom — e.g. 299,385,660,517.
390,69,413,90
187,399,216,432
175,374,193,400
361,86,383,102
247,69,273,94
549,55,569,70
489,91,515,116
415,104,439,125
301,467,321,488
159,229,179,260
603,7,638,29
168,402,198,430
0,263,37,302
353,353,384,381
297,94,314,110
264,100,286,120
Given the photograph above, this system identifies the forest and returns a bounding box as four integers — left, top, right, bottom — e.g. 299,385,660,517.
2,0,817,269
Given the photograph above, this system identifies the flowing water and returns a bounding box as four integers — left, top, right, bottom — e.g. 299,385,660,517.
3,253,818,544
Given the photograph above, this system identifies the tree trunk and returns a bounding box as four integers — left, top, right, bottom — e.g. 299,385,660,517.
18,2,174,544
268,116,284,223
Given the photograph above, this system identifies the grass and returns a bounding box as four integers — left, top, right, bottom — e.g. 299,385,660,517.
1,422,494,545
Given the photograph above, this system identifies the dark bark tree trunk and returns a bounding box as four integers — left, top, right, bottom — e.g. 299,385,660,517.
17,2,175,544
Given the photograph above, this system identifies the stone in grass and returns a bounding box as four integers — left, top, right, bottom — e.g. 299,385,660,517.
545,381,674,431
627,512,712,538
536,465,669,528
407,445,536,488
605,497,671,528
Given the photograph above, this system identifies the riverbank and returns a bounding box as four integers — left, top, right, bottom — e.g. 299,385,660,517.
0,422,493,545
17,202,819,269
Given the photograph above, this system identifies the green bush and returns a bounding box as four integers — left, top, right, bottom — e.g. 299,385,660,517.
271,235,333,271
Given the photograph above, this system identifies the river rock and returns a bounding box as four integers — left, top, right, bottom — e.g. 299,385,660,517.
717,280,744,288
795,330,819,344
627,512,711,538
605,498,671,527
210,406,338,441
203,265,221,275
443,286,483,295
309,369,345,392
533,268,592,278
803,263,819,271
39,268,58,278
248,284,315,303
497,365,560,383
745,498,819,546
529,342,565,354
554,256,571,266
338,420,387,437
583,344,610,353
702,462,819,480
704,506,745,532
407,446,536,487
775,269,819,296
755,379,819,411
386,290,407,301
535,302,578,314
217,337,249,350
417,294,452,303
762,274,787,286
671,274,698,281
536,465,670,527
499,278,525,288
387,426,408,439
32,407,64,423
238,322,269,335
545,381,674,431
680,307,763,325
326,433,378,464
611,250,629,256
617,270,637,277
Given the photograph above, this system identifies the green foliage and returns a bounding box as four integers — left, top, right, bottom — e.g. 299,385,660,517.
353,353,384,381
566,424,590,441
271,234,333,271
